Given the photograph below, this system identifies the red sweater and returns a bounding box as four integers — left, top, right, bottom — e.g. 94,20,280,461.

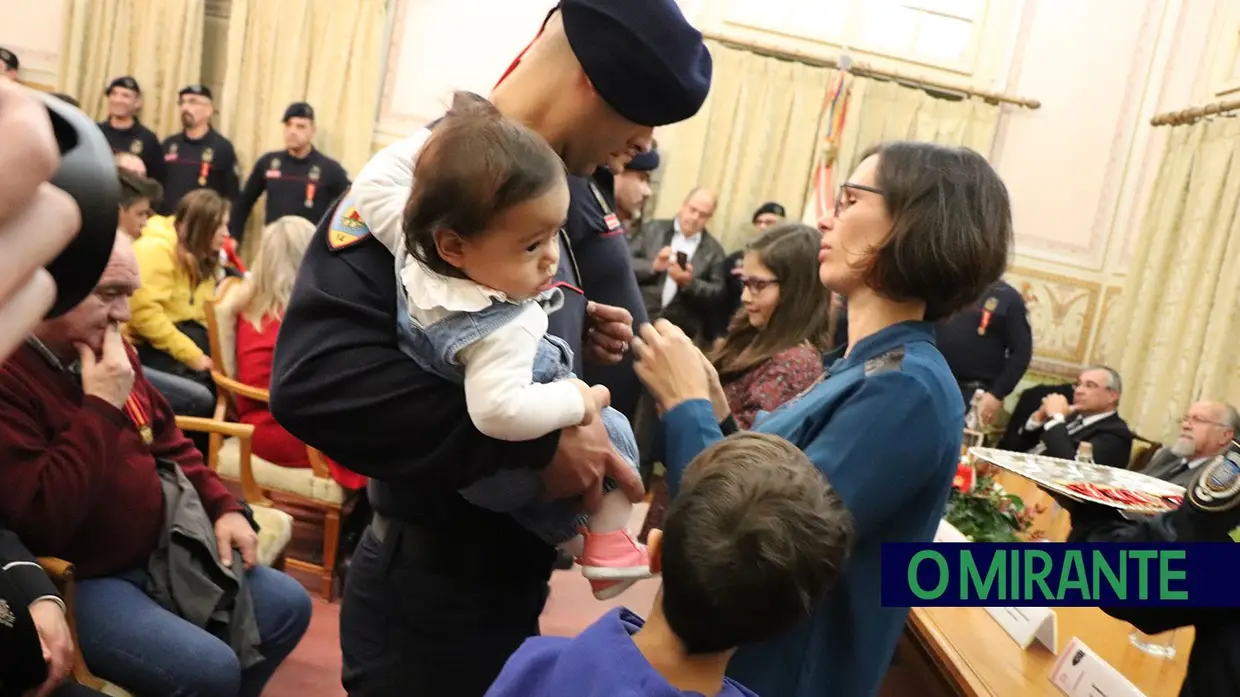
235,314,366,490
0,343,241,578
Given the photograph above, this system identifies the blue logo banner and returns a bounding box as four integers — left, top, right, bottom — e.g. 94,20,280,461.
880,543,1240,607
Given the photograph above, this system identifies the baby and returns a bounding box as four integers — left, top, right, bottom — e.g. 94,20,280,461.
348,92,649,598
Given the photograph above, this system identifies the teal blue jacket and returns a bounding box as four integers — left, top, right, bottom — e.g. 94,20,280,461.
662,321,963,697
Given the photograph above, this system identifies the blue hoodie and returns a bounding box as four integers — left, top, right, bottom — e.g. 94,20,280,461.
485,608,759,697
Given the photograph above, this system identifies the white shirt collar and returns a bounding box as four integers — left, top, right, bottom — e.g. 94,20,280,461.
672,218,702,244
401,258,513,314
1078,410,1115,428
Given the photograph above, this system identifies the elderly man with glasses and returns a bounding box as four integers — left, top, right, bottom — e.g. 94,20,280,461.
1138,400,1239,486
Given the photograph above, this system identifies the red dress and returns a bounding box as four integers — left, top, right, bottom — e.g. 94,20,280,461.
234,314,367,490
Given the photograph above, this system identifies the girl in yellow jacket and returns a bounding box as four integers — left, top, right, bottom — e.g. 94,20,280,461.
129,189,229,388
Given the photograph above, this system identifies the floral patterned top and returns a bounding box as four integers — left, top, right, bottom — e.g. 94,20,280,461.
722,345,825,430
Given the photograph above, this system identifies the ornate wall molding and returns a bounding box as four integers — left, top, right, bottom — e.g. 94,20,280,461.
1006,266,1102,366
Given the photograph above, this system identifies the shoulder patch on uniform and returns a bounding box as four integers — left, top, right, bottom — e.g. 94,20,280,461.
864,346,906,377
1189,444,1240,513
327,194,372,251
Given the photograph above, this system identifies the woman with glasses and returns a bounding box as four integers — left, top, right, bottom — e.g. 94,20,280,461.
632,141,1013,697
639,223,832,541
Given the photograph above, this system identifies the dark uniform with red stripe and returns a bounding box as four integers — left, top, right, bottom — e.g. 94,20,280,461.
229,103,350,242
158,85,239,215
98,77,166,184
269,1,711,695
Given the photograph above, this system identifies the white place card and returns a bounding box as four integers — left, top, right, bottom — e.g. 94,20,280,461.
984,605,1057,653
934,519,970,542
1050,637,1146,697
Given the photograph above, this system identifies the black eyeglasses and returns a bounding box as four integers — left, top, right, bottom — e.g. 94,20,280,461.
835,183,885,216
738,275,779,293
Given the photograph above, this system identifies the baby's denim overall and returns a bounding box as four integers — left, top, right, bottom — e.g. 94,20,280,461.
393,251,639,545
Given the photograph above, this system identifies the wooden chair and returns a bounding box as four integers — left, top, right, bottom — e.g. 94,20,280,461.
37,416,294,697
202,279,345,600
1129,435,1160,472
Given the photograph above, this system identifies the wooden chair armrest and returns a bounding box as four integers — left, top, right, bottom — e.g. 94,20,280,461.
175,415,255,439
174,417,270,507
36,556,74,582
306,447,333,480
212,372,271,403
34,557,105,689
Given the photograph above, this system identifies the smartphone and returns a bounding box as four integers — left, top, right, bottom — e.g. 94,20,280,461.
41,92,120,317
676,251,689,268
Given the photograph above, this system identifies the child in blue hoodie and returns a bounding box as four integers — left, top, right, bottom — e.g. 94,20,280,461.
485,432,856,697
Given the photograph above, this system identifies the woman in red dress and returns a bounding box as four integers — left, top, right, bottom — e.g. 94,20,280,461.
233,216,366,490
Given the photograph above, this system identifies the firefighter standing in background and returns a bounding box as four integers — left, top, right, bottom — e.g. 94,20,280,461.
230,102,350,245
158,84,239,215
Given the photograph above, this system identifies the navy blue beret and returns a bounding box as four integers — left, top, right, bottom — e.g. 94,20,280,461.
625,149,660,172
561,0,712,127
0,48,18,71
752,202,786,221
107,76,141,95
283,102,314,122
179,84,213,100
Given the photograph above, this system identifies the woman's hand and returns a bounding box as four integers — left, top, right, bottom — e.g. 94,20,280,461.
632,320,711,413
699,352,731,422
189,354,214,372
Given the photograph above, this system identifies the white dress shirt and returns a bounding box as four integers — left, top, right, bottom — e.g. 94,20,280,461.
1025,410,1115,433
661,218,702,309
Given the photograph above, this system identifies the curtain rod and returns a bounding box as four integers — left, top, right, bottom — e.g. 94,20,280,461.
702,29,1041,110
1150,99,1240,126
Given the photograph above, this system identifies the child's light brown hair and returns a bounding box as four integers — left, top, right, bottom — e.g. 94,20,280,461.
660,432,855,654
402,91,566,279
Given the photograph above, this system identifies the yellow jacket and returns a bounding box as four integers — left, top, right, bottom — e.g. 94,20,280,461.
128,218,213,365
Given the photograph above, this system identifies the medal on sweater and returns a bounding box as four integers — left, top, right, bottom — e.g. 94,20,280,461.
978,296,998,335
129,139,143,155
306,165,321,208
125,392,153,444
200,147,214,186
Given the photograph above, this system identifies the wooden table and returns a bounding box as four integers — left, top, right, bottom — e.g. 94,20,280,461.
907,604,1191,696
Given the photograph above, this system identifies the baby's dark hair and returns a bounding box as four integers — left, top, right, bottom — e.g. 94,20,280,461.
402,91,566,278
660,432,855,655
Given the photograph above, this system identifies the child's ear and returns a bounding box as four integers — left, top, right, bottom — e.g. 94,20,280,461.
647,529,663,575
432,228,467,270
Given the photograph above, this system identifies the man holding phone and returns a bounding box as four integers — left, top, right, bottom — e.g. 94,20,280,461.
630,186,725,345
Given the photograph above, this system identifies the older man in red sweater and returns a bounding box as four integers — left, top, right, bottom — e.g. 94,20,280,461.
0,233,311,697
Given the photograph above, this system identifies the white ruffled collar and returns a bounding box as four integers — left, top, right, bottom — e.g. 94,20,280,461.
401,258,515,314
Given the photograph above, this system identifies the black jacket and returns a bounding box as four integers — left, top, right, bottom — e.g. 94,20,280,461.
1007,411,1134,468
630,219,726,343
1066,488,1240,697
0,525,60,693
230,148,351,243
997,383,1074,450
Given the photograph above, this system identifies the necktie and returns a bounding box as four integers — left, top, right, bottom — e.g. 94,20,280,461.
1031,415,1085,455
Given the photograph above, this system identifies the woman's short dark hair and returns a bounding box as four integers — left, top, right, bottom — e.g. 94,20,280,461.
118,167,163,210
403,91,566,278
712,223,833,380
857,141,1012,321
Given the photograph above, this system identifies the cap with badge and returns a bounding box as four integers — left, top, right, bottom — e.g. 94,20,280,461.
624,149,660,172
560,0,712,128
178,83,213,100
0,47,18,72
107,76,141,95
752,202,787,220
283,102,315,122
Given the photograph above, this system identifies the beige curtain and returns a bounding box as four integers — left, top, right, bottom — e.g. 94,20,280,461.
1108,118,1240,438
58,0,204,137
817,77,1001,215
220,0,386,250
651,41,837,252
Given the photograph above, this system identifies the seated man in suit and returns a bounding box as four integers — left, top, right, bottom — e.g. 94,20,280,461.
1139,400,1238,487
1007,365,1133,467
631,186,726,345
